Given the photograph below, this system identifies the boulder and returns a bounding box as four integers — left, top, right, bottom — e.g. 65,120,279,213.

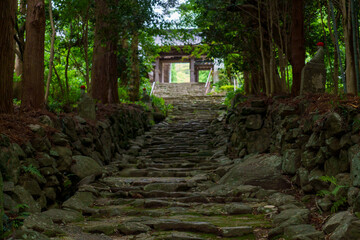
118,222,151,235
245,114,263,130
70,155,102,180
351,152,360,187
218,154,289,190
273,209,309,225
220,226,253,237
284,224,324,240
62,191,95,212
325,156,349,177
42,209,84,223
325,112,343,137
246,129,271,154
323,211,356,234
11,186,41,213
330,220,360,240
13,229,50,240
282,149,301,175
224,203,253,215
23,213,64,237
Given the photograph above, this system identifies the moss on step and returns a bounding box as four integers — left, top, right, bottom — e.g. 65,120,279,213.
153,231,255,240
171,214,272,228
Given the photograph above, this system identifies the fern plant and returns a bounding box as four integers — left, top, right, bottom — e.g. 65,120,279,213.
317,175,349,213
22,164,43,179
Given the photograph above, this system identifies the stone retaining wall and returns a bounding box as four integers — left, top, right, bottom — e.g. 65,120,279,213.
227,96,360,212
0,105,150,213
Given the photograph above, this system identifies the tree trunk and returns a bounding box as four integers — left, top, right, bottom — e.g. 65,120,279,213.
14,0,26,80
290,0,305,96
341,0,357,94
53,65,65,96
120,38,130,87
129,32,140,102
244,71,250,94
258,0,269,95
82,4,91,91
91,0,119,104
65,24,72,97
327,3,339,94
22,0,45,110
0,0,16,113
45,0,55,105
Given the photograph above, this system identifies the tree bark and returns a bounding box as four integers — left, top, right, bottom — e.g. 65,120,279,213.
0,0,16,113
65,25,72,97
120,38,130,87
129,32,140,102
91,0,119,104
290,0,305,96
82,4,91,91
258,0,269,95
327,3,339,94
244,71,250,94
22,0,45,110
45,0,56,105
341,0,357,94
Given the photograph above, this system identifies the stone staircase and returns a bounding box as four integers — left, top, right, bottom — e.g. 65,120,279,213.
32,97,272,240
153,83,208,98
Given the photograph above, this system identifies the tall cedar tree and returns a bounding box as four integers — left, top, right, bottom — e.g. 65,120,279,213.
290,0,305,96
0,0,16,113
92,0,119,104
22,0,46,109
129,32,140,102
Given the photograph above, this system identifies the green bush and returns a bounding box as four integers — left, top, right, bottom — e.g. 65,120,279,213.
224,88,243,108
220,85,235,92
151,95,173,115
317,175,349,213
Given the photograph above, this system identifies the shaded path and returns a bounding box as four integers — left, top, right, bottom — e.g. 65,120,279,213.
44,96,271,240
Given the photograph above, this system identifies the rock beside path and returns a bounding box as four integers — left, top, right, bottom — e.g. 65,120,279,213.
218,154,290,190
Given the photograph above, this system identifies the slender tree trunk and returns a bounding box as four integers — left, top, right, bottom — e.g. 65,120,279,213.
15,47,23,78
53,65,65,96
290,0,305,96
22,0,45,110
82,4,91,91
45,0,56,105
92,0,119,104
129,32,140,102
120,38,130,87
108,40,119,103
0,0,16,113
258,0,269,95
65,24,72,97
268,0,275,95
319,1,333,82
14,0,26,80
327,3,339,94
244,71,250,94
341,0,357,94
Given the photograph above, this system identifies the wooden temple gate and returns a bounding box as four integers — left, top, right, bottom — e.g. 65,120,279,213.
153,46,215,83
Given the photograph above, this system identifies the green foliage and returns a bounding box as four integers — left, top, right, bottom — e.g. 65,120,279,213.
22,164,43,179
151,95,173,115
317,175,349,213
198,70,210,83
224,88,243,108
118,86,130,102
2,204,30,238
220,85,235,92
